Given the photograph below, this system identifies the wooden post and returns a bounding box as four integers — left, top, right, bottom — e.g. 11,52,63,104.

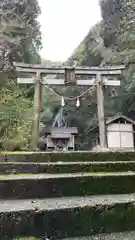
32,72,41,150
96,73,107,149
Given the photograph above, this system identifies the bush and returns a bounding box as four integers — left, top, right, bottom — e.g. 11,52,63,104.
2,140,28,151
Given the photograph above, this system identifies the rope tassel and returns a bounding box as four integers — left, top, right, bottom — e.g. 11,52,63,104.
76,98,80,108
61,96,65,106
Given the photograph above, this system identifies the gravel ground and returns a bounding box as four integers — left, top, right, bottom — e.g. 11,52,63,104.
63,231,135,240
0,194,134,212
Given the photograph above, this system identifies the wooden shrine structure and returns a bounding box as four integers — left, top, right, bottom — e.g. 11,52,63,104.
44,127,78,151
13,62,124,150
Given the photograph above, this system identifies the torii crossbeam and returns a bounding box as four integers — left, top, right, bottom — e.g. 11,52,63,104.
13,62,125,150
14,62,124,86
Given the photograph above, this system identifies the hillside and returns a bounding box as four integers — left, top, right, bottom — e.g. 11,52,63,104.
68,0,135,67
67,0,135,119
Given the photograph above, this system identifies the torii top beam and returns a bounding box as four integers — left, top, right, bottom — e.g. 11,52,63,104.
14,62,125,75
13,62,125,86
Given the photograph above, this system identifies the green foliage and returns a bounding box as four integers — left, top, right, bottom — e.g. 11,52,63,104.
0,0,41,149
0,0,41,63
0,83,33,149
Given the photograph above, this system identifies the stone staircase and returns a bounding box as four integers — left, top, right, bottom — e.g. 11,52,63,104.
0,152,135,239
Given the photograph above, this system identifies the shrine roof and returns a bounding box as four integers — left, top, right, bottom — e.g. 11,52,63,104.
51,127,78,135
106,113,135,125
51,133,71,139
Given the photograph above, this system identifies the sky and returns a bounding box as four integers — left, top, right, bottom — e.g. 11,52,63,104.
38,0,101,62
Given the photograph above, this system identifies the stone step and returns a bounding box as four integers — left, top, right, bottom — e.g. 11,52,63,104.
1,151,135,162
0,194,135,239
1,171,135,179
1,161,135,174
0,194,134,212
63,231,135,240
0,172,135,199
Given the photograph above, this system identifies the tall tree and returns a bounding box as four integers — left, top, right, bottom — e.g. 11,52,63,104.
0,0,42,150
0,0,42,64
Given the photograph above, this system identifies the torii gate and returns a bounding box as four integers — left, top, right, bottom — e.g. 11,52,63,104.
13,62,124,150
